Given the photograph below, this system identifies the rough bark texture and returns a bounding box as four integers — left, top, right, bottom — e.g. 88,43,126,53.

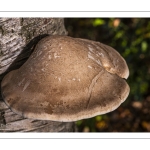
0,18,75,132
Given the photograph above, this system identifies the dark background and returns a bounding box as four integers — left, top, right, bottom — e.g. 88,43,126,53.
64,18,150,132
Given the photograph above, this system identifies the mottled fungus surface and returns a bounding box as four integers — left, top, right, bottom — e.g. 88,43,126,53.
1,35,130,122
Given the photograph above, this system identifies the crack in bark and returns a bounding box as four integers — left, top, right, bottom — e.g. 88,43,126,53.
86,70,104,109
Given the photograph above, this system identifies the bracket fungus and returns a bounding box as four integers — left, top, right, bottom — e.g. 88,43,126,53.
1,35,130,122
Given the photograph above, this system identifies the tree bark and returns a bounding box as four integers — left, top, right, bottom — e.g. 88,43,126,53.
0,18,75,132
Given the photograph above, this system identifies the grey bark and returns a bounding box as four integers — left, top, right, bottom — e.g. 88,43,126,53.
0,18,75,132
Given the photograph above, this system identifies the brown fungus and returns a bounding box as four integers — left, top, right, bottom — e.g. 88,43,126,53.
1,35,130,122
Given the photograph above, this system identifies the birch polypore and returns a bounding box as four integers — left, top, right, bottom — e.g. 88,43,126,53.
1,35,130,122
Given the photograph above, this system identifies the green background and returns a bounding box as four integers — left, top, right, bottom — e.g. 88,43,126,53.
65,18,150,132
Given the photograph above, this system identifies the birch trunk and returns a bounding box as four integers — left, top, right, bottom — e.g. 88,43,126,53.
0,18,75,132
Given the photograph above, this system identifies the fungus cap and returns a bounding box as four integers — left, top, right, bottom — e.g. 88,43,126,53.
1,35,130,122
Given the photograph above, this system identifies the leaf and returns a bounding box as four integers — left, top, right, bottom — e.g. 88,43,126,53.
92,19,105,27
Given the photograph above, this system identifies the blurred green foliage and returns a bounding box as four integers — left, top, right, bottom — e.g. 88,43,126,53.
65,18,150,132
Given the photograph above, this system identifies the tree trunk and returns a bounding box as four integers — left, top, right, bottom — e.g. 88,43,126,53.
0,18,75,132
